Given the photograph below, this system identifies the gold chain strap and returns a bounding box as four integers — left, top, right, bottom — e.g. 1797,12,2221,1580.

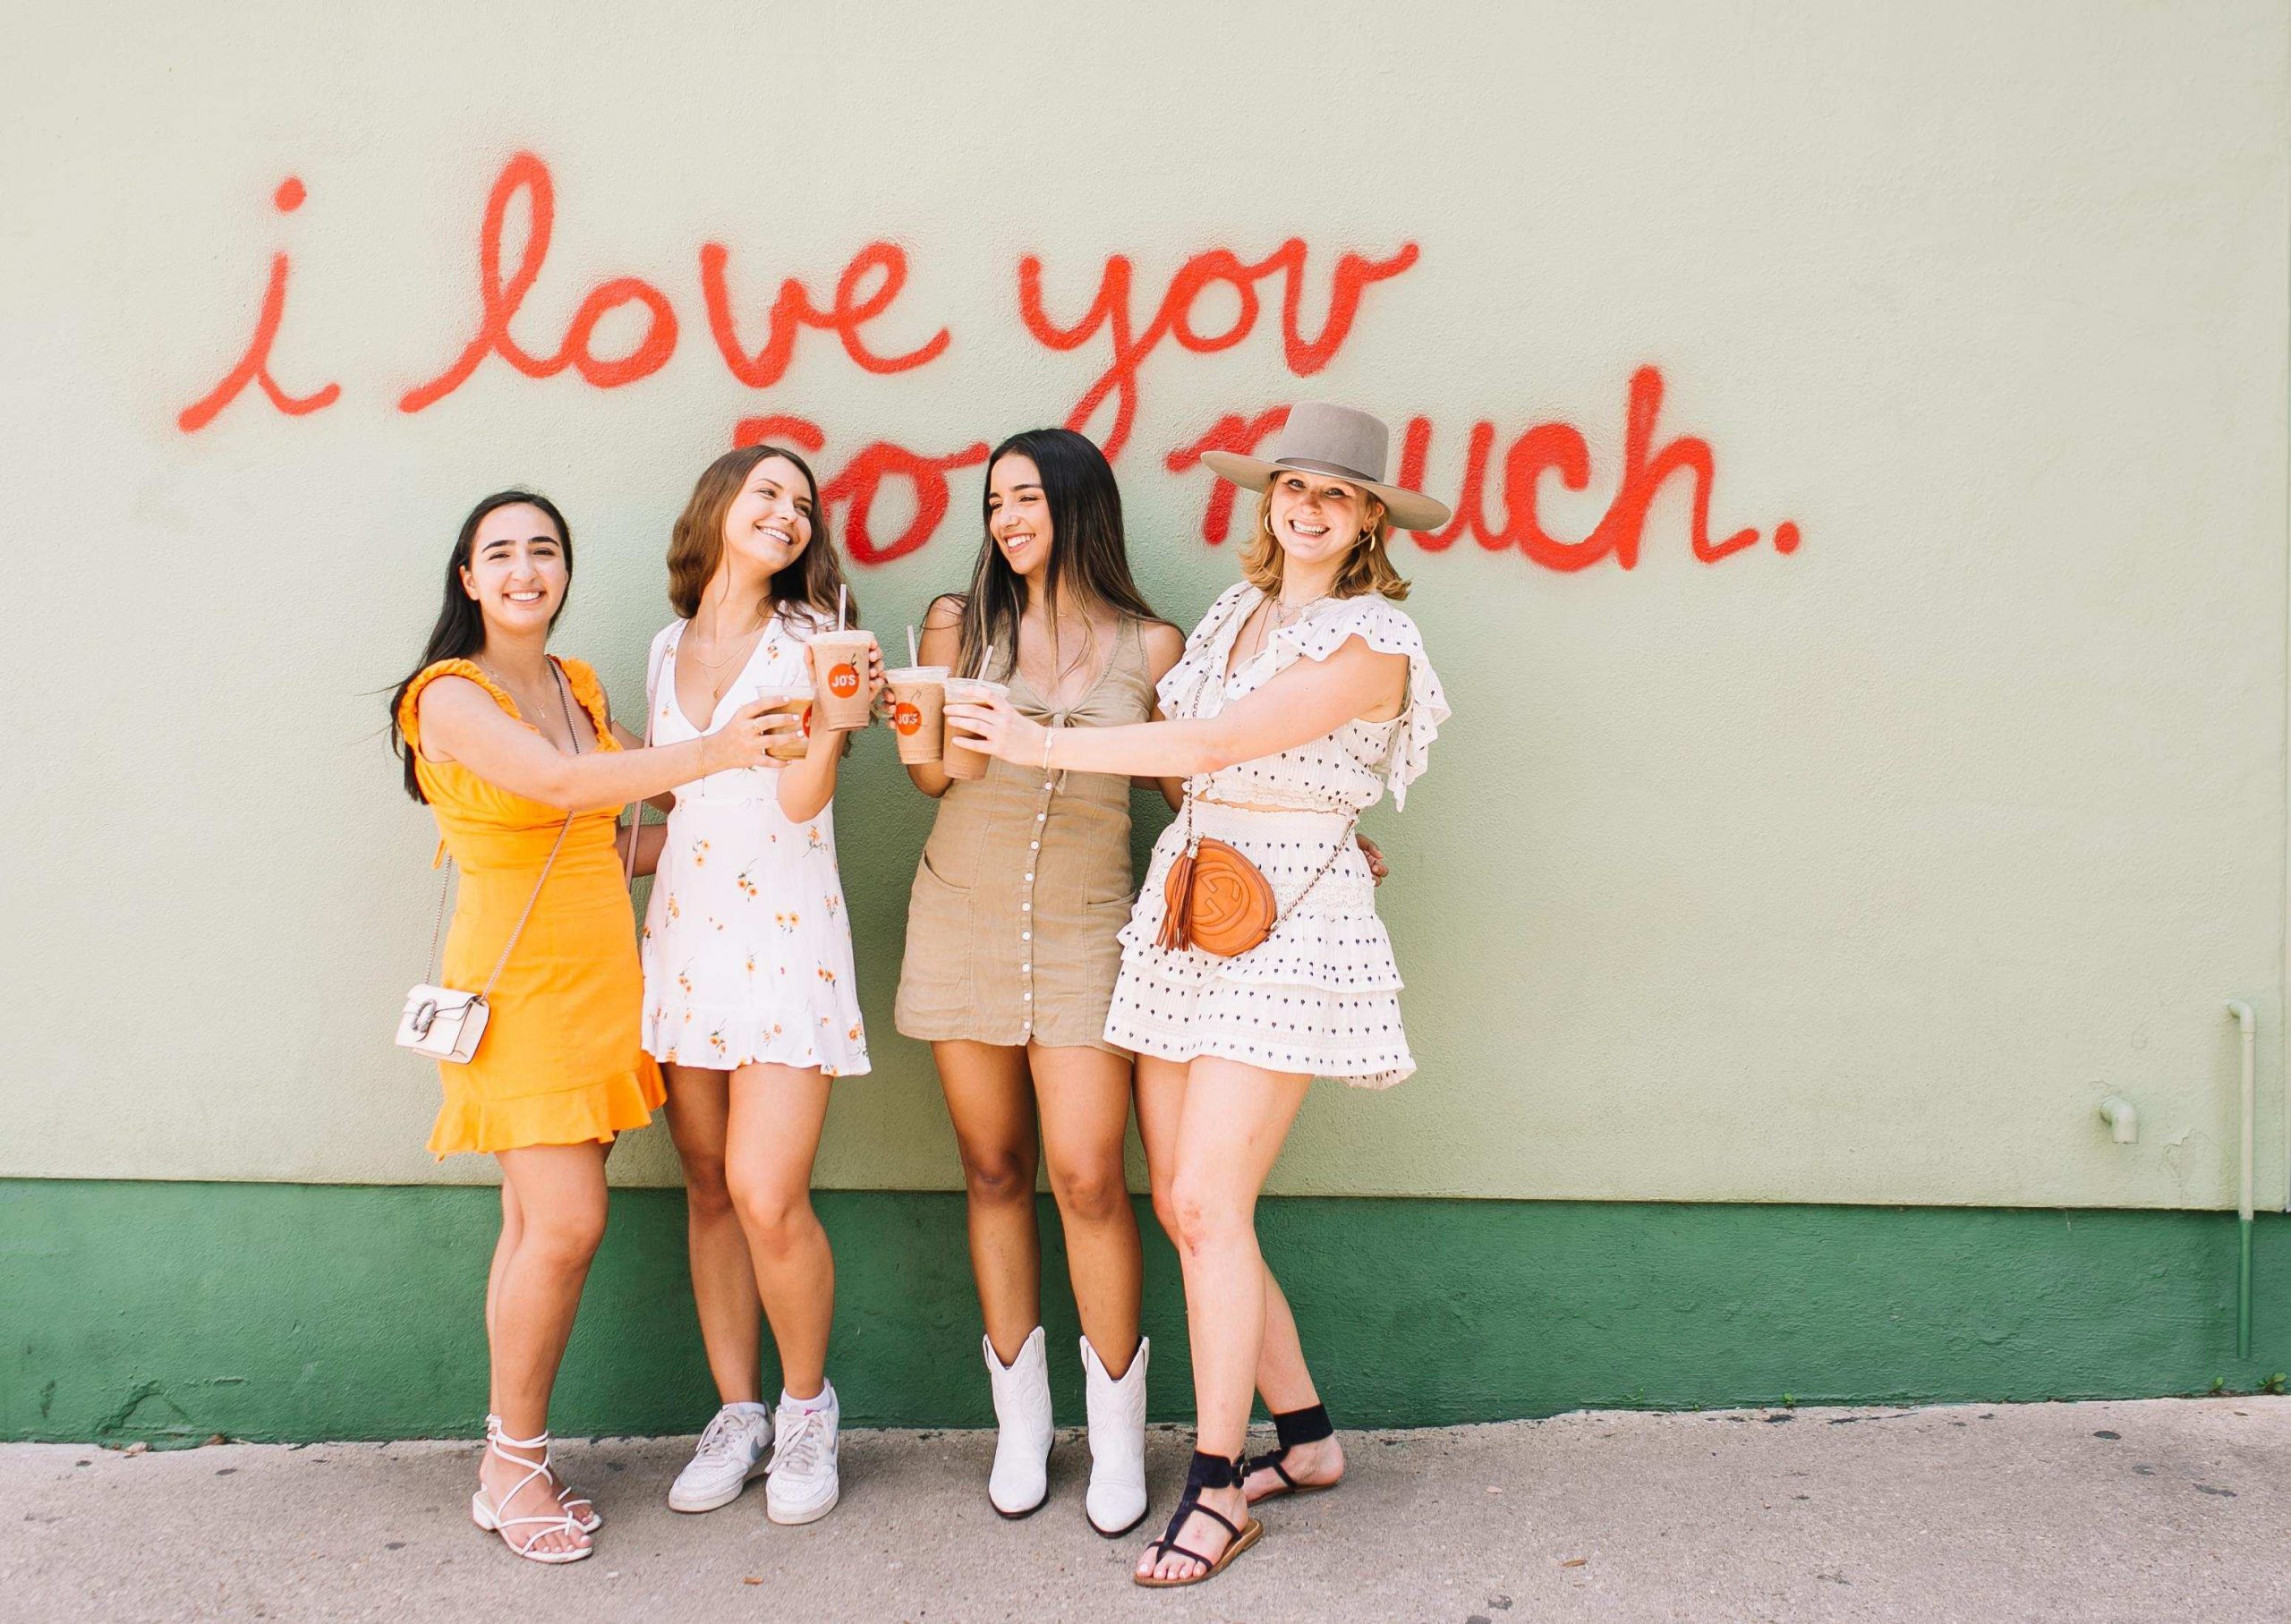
1171,592,1358,928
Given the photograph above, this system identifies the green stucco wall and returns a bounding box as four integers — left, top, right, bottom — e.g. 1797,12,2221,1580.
6,0,2289,1212
9,1178,2290,1444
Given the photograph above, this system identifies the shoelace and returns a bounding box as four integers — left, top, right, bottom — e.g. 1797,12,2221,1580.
773,1409,827,1475
693,1410,755,1466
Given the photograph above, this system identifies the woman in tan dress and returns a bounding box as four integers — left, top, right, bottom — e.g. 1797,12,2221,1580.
897,428,1184,1534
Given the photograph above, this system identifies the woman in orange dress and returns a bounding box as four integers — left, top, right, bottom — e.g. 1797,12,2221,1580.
388,489,782,1565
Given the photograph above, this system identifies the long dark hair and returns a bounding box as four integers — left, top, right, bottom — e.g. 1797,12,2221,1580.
388,489,573,803
665,445,853,633
947,428,1162,681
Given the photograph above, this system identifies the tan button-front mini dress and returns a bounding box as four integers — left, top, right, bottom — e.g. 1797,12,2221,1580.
896,617,1157,1053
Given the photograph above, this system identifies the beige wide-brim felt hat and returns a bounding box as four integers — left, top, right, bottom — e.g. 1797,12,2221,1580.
1200,401,1452,532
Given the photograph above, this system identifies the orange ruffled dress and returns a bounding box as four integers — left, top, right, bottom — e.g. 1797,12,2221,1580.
399,658,665,1156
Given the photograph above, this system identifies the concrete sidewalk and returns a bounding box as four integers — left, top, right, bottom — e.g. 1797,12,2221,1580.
4,1398,2287,1623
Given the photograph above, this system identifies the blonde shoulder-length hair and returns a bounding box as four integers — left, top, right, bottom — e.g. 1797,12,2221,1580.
1239,482,1411,601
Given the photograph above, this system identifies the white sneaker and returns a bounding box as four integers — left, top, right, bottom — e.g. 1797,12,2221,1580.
984,1327,1053,1518
1082,1335,1149,1535
667,1405,773,1513
766,1384,841,1525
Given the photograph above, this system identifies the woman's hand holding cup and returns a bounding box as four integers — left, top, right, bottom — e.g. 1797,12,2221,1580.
864,634,888,707
705,698,793,772
944,689,1041,764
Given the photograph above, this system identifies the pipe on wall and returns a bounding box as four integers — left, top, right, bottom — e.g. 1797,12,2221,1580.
2230,1000,2256,1358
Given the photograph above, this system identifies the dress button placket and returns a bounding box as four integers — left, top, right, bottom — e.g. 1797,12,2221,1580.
1018,757,1054,1035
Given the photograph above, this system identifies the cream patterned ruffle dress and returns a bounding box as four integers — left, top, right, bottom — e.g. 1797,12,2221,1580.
1104,583,1449,1086
638,615,870,1077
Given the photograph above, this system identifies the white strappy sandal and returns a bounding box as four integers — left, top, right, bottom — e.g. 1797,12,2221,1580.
481,1413,601,1533
470,1421,593,1564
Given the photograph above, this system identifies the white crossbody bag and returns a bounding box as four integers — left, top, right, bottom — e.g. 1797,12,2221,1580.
396,660,583,1065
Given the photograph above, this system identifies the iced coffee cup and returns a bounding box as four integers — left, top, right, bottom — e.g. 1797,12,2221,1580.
756,684,815,762
809,628,875,733
886,665,950,765
940,677,1009,781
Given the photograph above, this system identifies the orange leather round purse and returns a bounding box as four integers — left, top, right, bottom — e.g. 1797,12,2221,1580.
1156,796,1357,960
1159,835,1278,957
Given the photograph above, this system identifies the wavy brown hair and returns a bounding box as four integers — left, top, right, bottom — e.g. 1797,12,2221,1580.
1239,481,1410,602
666,445,853,630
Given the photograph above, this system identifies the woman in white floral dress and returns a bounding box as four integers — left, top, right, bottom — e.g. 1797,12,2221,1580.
633,443,881,1527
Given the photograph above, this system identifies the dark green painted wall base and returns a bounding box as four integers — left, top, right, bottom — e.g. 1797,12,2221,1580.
7,1178,2291,1443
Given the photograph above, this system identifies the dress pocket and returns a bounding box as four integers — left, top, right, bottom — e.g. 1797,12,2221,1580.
917,846,971,894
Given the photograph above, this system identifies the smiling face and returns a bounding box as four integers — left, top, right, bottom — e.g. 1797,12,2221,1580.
1265,470,1383,574
986,452,1052,579
720,454,815,578
459,501,567,636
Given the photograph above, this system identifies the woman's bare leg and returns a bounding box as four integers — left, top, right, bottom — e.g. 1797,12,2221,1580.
483,1141,610,1559
1242,1271,1344,1498
484,1177,523,1418
1135,1055,1188,1245
1137,1059,1310,1583
1140,1056,1342,1500
1032,1043,1142,1371
662,1064,765,1403
933,1040,1043,1362
723,1063,835,1399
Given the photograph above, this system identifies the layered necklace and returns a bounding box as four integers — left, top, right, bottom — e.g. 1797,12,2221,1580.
476,656,575,752
684,606,770,708
1234,585,1329,667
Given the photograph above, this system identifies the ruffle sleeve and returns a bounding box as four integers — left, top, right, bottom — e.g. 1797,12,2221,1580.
396,659,515,749
1156,582,1257,712
1269,597,1450,810
643,622,678,726
554,657,621,752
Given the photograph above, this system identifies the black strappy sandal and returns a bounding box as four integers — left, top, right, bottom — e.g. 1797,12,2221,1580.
1244,1403,1341,1502
1133,1450,1263,1589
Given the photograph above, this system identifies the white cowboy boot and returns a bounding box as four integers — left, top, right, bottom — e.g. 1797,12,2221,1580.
984,1326,1053,1517
1082,1334,1149,1535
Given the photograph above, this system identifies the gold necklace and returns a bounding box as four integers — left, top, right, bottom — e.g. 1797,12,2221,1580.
684,615,768,673
1241,591,1324,664
478,657,573,750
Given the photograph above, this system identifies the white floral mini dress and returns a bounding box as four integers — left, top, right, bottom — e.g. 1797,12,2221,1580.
1104,583,1449,1087
638,614,870,1077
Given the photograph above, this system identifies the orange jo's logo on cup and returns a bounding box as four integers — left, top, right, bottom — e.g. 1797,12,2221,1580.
893,701,923,735
828,663,861,699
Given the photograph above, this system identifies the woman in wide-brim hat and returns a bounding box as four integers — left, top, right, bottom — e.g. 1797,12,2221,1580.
947,401,1453,1587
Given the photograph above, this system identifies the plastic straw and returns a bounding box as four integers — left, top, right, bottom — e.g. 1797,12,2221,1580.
838,584,847,632
976,644,994,681
907,625,918,667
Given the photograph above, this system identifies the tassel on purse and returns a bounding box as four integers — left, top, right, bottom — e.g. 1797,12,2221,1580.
1156,844,1198,951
